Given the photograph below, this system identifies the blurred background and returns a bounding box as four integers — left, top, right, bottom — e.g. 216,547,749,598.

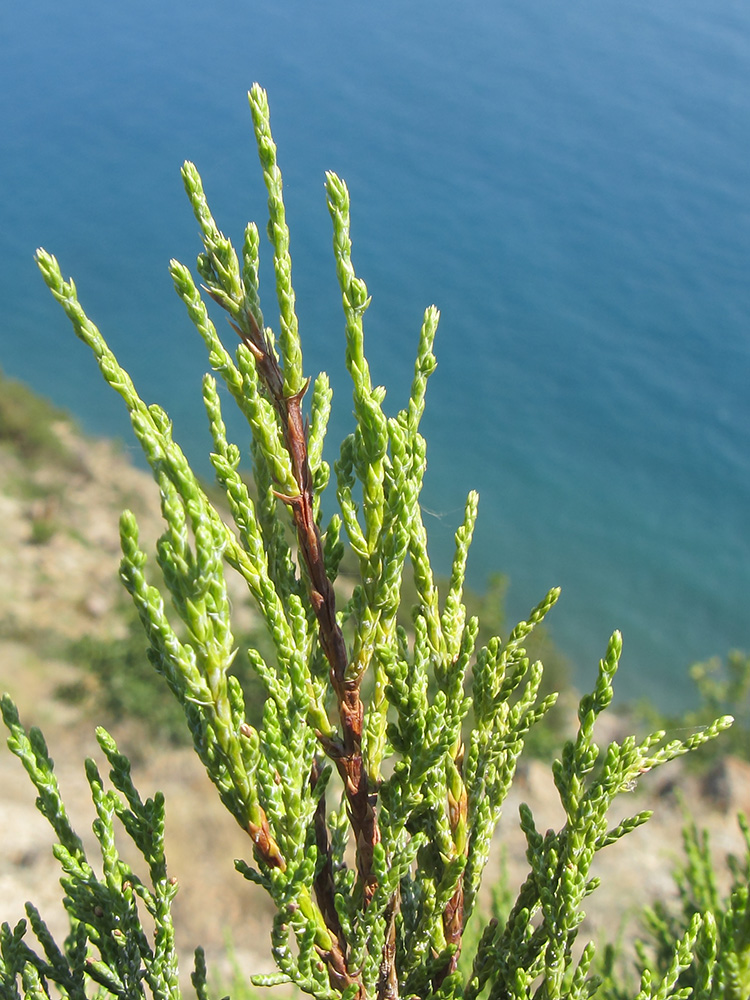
1,0,749,706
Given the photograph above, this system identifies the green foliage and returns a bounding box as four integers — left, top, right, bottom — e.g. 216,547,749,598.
28,515,59,546
58,607,274,746
0,694,193,1000
637,650,750,770
60,613,192,746
463,631,729,1000
0,369,73,468
687,652,750,764
1,84,736,1000
210,934,290,1000
598,812,750,999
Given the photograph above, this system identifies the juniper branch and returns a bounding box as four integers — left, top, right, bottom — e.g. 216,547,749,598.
8,81,734,1000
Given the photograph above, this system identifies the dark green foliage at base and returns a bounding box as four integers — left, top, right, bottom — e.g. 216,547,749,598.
0,695,191,1000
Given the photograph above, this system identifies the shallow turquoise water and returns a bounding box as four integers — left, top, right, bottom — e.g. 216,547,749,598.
2,0,749,705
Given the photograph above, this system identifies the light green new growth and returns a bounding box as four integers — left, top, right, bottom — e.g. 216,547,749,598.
1,84,735,1000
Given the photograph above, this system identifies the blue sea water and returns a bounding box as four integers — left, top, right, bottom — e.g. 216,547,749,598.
1,0,749,706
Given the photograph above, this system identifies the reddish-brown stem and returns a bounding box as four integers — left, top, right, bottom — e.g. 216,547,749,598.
439,885,464,978
310,760,346,953
246,805,286,871
310,761,365,999
434,759,469,989
376,888,401,1000
231,304,380,904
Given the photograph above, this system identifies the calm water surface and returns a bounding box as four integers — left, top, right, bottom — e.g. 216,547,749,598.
2,0,749,705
